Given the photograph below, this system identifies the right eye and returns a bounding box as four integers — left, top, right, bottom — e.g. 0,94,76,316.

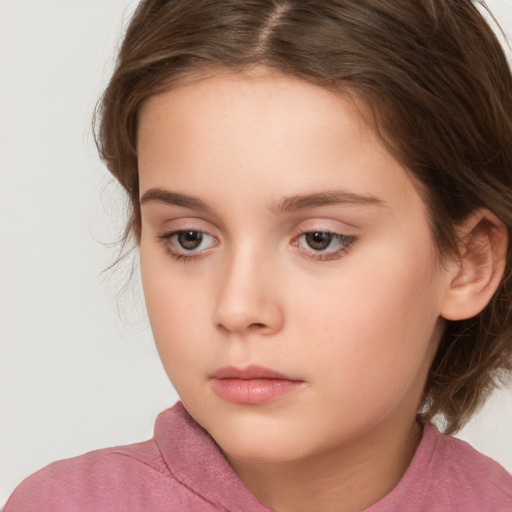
159,230,218,259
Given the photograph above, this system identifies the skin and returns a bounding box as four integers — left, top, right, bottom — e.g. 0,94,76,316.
137,69,456,512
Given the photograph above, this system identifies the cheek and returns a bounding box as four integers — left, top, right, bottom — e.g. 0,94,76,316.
144,289,211,407
291,240,443,403
139,248,210,379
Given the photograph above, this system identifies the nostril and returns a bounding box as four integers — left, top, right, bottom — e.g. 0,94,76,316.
215,319,273,335
246,322,270,333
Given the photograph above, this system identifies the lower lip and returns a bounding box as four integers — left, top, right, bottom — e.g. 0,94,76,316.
210,378,304,405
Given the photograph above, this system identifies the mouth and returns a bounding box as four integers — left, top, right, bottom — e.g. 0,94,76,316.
209,365,306,405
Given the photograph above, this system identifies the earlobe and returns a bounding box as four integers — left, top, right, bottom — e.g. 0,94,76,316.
440,209,508,321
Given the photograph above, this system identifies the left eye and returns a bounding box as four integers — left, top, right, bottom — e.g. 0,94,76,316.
294,231,355,255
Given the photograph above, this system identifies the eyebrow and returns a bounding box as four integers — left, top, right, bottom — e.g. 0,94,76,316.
274,190,386,213
140,187,386,213
140,188,211,212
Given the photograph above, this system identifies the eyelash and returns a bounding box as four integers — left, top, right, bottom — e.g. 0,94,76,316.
158,230,217,261
157,229,357,262
292,230,357,261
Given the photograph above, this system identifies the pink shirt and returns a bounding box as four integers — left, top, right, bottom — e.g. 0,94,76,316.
5,402,512,511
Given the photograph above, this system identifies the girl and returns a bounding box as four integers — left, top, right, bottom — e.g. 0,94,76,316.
5,0,512,510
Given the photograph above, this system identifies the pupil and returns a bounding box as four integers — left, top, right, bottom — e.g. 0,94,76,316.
178,231,202,249
306,232,332,250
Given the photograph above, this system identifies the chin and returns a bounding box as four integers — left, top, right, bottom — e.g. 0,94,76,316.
218,436,304,464
183,394,338,465
204,415,315,464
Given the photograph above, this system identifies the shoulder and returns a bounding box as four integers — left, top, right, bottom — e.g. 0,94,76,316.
4,405,228,512
368,423,512,512
4,440,175,512
437,429,512,487
424,423,512,510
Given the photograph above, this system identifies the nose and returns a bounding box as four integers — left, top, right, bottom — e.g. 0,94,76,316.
212,247,284,336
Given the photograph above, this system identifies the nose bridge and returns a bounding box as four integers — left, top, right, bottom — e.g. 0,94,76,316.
213,239,283,335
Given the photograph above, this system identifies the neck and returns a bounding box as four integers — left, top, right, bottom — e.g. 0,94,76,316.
225,416,422,512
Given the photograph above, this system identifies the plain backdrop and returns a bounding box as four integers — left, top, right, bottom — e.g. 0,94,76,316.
1,0,512,505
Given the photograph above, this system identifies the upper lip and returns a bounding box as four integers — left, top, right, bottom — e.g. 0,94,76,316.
210,365,302,381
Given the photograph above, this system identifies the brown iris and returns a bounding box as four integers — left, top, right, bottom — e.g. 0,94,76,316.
177,231,203,250
305,232,332,251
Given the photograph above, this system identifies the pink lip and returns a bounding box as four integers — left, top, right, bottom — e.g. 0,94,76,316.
209,365,305,405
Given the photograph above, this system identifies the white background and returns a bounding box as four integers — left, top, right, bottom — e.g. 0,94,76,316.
1,0,511,505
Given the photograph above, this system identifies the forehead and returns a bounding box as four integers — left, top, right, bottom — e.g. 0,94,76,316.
137,69,422,216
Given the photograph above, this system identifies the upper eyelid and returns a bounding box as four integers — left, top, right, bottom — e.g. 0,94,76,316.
159,229,217,243
141,204,223,232
294,217,358,230
293,226,355,241
157,224,353,241
156,218,219,237
156,221,355,243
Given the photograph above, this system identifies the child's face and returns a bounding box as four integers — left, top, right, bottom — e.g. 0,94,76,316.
138,69,451,464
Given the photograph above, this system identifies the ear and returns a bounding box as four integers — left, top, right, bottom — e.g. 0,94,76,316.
440,209,508,321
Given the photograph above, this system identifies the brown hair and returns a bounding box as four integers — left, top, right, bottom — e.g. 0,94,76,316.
95,0,512,433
